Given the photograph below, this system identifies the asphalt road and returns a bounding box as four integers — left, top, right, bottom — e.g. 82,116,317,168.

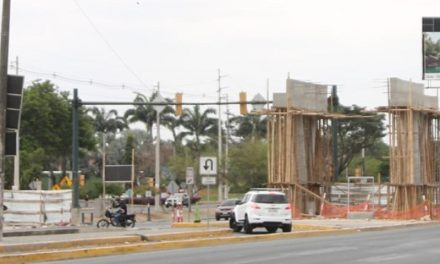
47,224,440,264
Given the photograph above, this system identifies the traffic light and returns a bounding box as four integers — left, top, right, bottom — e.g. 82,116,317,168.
79,175,85,187
175,92,183,116
5,75,24,156
239,92,247,115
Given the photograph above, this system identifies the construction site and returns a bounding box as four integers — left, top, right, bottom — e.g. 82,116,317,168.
267,77,440,220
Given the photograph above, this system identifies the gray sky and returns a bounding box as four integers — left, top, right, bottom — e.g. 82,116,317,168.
8,0,440,115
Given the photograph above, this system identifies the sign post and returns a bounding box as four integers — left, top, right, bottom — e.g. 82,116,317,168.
186,167,194,218
200,157,217,228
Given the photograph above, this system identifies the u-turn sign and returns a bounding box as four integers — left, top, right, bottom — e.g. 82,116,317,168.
199,156,217,175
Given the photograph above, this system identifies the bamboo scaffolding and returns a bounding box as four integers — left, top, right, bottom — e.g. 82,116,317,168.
267,107,333,214
380,105,440,213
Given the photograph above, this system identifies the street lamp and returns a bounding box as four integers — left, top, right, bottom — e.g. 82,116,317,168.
153,93,166,210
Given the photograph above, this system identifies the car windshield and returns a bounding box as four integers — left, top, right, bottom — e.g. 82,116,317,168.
252,194,287,204
221,200,237,206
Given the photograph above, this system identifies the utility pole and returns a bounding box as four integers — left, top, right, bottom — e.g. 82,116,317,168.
224,95,230,199
13,56,19,190
331,85,338,182
217,69,226,202
101,134,106,215
0,0,11,240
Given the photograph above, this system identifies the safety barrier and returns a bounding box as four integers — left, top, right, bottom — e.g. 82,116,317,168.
320,200,433,220
3,190,72,226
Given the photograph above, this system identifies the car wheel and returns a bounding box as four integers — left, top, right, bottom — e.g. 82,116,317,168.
244,215,253,234
229,217,242,232
216,216,220,221
282,224,292,233
266,226,278,233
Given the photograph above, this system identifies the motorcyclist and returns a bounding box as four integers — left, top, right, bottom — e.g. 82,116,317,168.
112,197,127,226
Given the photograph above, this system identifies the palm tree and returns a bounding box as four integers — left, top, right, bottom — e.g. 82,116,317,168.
180,105,218,155
229,115,267,140
124,92,174,143
88,107,128,134
161,110,185,155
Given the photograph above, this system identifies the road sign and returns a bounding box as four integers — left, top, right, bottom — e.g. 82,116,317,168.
202,176,216,185
186,167,194,185
199,156,217,175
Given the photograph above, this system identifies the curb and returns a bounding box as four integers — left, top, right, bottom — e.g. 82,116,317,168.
0,229,232,255
0,235,143,254
145,229,232,241
171,222,333,230
171,222,229,228
3,227,80,237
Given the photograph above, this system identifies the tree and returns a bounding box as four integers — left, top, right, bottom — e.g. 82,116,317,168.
180,105,218,155
124,92,173,143
336,105,386,176
19,80,96,188
87,107,128,134
228,139,267,192
123,132,135,164
229,115,267,140
161,109,185,155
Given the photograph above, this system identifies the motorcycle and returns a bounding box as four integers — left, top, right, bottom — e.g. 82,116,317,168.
96,207,136,228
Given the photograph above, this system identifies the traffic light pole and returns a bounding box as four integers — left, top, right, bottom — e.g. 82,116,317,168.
0,0,11,241
72,89,80,209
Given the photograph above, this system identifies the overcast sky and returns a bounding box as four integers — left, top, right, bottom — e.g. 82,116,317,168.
7,0,440,115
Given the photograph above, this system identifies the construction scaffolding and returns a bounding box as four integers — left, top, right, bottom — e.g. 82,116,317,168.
268,77,440,220
378,78,440,214
267,79,335,216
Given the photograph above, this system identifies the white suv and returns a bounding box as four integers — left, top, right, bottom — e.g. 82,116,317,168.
229,189,292,234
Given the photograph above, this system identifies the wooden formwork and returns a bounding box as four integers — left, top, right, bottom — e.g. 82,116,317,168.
380,106,440,212
267,108,333,214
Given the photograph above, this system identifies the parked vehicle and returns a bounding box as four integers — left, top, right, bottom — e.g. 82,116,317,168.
96,207,136,228
164,193,201,208
215,199,241,220
229,189,292,234
122,194,201,206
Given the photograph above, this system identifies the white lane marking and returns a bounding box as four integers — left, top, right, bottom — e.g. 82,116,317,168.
234,246,358,264
357,253,412,263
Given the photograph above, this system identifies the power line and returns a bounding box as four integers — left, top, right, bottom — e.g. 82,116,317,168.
12,64,218,99
72,0,149,89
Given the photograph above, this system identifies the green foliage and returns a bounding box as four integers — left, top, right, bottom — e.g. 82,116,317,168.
341,140,389,182
168,147,198,183
124,92,174,143
336,105,386,176
17,80,96,188
229,115,267,140
228,139,267,191
123,132,135,164
20,148,46,189
87,107,128,134
105,183,124,196
79,176,102,199
79,175,126,199
4,157,14,189
180,105,218,155
134,184,155,196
